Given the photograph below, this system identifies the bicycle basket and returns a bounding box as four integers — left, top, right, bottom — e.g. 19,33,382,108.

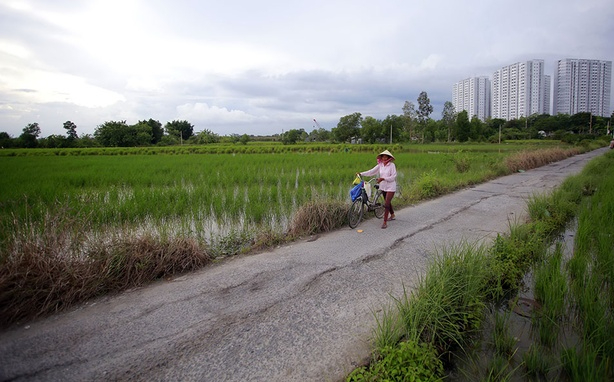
364,182,372,199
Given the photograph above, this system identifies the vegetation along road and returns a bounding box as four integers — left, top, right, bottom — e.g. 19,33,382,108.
0,147,608,382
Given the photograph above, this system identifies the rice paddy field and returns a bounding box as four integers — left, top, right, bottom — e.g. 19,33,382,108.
0,142,567,242
0,141,589,326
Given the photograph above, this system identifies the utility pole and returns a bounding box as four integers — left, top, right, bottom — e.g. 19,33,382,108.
589,113,592,134
390,124,393,144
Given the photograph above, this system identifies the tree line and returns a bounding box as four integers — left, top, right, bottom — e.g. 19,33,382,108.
2,91,613,148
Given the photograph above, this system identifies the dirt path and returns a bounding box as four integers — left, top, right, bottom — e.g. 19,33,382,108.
0,148,608,382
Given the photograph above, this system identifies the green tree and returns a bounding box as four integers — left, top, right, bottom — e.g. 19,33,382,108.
0,132,14,148
417,91,433,143
470,115,484,141
281,129,304,144
487,118,506,142
402,101,418,141
63,121,78,142
331,112,362,143
239,134,250,145
569,112,591,134
360,116,382,143
192,129,220,144
382,114,404,144
20,122,41,148
456,111,470,142
441,101,456,142
138,119,163,144
94,120,135,147
307,128,330,142
165,120,194,141
40,134,67,148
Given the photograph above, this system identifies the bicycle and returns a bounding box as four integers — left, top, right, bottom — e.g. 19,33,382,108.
348,175,386,228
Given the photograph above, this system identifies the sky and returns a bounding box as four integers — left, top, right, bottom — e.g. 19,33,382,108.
1,0,613,138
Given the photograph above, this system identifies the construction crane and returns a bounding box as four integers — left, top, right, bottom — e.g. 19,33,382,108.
313,119,323,130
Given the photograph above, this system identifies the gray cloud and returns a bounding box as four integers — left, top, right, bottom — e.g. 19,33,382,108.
0,0,612,138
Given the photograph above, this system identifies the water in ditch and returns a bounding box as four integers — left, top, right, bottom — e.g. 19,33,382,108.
447,223,579,381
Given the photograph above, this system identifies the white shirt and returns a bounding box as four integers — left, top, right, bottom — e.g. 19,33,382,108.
360,161,397,192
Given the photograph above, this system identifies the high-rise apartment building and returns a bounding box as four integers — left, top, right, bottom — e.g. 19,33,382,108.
553,59,612,117
452,77,491,121
492,60,550,120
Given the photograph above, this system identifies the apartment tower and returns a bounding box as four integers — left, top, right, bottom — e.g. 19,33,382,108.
492,60,551,120
553,59,612,117
452,77,491,121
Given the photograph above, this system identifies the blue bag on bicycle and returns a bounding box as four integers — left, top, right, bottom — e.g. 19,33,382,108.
350,182,363,202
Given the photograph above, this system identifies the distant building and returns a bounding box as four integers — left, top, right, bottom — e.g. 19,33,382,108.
553,58,612,117
452,77,491,121
492,60,550,120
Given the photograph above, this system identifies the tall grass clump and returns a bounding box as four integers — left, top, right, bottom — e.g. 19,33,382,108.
0,208,210,327
348,242,490,381
504,147,581,173
287,199,347,237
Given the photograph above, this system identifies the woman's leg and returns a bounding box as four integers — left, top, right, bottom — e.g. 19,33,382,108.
382,191,395,228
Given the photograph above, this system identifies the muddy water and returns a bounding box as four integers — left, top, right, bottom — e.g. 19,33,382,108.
448,223,578,381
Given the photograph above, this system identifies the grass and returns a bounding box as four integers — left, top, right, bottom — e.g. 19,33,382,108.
347,145,613,381
0,142,598,328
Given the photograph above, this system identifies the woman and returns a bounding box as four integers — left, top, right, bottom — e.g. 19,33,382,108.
358,150,397,229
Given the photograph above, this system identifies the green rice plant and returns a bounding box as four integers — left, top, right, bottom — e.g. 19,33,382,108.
522,344,551,378
486,222,548,300
483,353,514,382
533,245,568,324
573,274,611,353
0,144,586,328
492,310,517,356
561,345,609,382
534,313,559,349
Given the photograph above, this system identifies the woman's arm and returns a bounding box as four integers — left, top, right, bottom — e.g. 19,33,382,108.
359,165,380,177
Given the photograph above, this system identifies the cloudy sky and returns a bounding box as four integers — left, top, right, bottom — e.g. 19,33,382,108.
1,0,613,138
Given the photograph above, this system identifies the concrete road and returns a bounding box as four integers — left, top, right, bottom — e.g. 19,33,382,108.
0,147,608,382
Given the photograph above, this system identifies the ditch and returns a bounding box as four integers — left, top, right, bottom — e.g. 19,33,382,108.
448,218,605,381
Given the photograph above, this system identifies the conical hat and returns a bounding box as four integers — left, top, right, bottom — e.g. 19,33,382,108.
377,149,395,160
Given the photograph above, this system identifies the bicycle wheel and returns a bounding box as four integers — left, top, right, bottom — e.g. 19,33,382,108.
373,190,385,219
348,197,364,228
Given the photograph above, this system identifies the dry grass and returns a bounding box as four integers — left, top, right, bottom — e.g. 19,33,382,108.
288,199,348,237
505,147,582,173
0,198,349,327
0,211,210,327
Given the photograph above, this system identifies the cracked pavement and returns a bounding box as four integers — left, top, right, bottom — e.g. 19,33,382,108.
0,147,608,382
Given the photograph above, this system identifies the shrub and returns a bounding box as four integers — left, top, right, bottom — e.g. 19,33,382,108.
413,170,445,199
346,340,443,382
